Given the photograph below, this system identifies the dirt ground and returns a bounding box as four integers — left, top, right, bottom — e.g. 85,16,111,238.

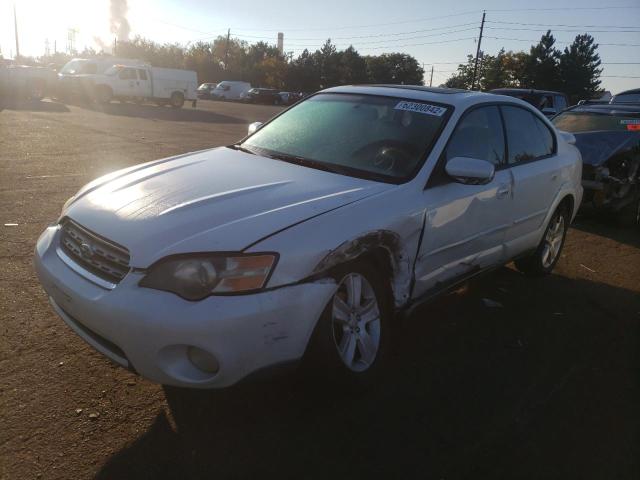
1,98,638,480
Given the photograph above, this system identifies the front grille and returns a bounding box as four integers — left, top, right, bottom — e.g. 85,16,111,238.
60,218,130,284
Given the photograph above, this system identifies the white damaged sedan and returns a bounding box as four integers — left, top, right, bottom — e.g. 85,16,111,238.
34,85,583,388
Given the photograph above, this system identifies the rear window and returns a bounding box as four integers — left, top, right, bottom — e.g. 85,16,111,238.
553,111,640,132
611,93,640,104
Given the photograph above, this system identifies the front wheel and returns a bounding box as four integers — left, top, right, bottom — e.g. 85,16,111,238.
515,205,569,276
305,262,392,381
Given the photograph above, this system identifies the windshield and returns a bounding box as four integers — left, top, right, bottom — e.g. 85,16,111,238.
553,111,640,132
241,93,450,182
60,59,97,75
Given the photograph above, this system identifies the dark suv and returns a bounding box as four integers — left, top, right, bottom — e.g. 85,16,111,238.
246,88,282,105
490,88,570,117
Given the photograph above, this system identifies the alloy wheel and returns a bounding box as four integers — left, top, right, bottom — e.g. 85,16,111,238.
541,213,565,268
331,273,381,372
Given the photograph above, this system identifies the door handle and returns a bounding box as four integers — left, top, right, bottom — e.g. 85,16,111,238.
496,185,511,199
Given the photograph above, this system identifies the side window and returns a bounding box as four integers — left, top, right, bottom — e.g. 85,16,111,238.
137,69,148,80
118,68,136,80
445,106,505,166
555,95,567,111
501,106,555,164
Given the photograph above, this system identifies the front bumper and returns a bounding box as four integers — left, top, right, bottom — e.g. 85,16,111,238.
34,225,336,388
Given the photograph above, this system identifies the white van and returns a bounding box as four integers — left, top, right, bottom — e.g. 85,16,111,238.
211,81,251,101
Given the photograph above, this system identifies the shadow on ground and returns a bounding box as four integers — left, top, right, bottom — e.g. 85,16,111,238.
95,269,639,480
0,98,70,113
573,214,640,249
68,99,247,124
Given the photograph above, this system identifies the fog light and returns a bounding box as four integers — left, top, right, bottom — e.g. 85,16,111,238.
187,346,219,374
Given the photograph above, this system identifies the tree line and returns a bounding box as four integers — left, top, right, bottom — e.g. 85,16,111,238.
10,29,602,102
444,31,603,103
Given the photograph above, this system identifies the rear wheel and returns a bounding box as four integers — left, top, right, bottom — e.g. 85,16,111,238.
305,261,392,382
170,92,184,109
515,205,569,276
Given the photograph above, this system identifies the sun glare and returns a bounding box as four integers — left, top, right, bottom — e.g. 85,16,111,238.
12,0,113,55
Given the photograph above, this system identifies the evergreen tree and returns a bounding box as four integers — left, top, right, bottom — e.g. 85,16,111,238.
558,34,603,103
521,30,561,90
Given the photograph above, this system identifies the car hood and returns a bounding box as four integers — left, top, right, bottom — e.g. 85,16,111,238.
64,147,392,267
573,130,640,166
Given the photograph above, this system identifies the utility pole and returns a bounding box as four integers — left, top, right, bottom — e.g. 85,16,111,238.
224,28,231,70
13,3,20,59
471,10,486,90
45,38,50,57
430,65,434,87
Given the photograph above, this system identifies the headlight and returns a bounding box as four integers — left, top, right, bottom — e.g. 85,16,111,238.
139,253,277,300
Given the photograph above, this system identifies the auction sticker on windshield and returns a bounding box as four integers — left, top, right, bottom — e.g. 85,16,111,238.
394,101,447,116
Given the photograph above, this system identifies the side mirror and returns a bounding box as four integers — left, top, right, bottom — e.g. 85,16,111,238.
248,122,263,135
445,157,495,185
558,130,576,145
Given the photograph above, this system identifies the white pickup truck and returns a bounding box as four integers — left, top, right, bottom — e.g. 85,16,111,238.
92,65,198,108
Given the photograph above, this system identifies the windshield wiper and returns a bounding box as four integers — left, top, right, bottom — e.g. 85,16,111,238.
227,144,258,155
264,152,349,175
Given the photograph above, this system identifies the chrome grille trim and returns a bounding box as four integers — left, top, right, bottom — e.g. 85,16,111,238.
59,219,131,286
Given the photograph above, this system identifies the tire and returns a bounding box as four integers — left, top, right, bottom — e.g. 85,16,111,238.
304,261,393,383
515,204,569,276
94,85,112,104
615,191,640,228
170,92,184,109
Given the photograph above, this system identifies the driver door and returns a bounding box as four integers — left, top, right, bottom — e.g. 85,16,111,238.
412,105,514,298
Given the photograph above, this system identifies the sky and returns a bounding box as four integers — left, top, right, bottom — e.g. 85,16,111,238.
1,0,639,93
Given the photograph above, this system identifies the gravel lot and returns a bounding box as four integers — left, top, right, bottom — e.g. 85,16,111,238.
1,98,638,479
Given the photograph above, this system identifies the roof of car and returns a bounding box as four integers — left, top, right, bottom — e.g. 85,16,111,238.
321,84,525,110
615,88,640,95
490,88,566,96
565,103,640,114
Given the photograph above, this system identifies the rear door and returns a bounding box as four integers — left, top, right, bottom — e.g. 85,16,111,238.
413,105,513,297
500,105,560,256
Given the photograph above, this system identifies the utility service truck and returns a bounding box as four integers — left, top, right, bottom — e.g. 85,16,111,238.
92,64,198,108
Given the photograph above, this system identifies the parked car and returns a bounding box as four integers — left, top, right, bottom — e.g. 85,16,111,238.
246,88,282,105
34,85,582,388
552,102,640,225
490,88,570,117
89,64,198,108
610,88,640,105
210,81,252,101
197,82,217,99
278,91,303,105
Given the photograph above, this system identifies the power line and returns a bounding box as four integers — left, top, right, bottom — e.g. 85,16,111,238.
487,20,640,29
486,6,640,12
485,36,640,47
225,22,480,42
280,27,479,48
486,26,640,34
